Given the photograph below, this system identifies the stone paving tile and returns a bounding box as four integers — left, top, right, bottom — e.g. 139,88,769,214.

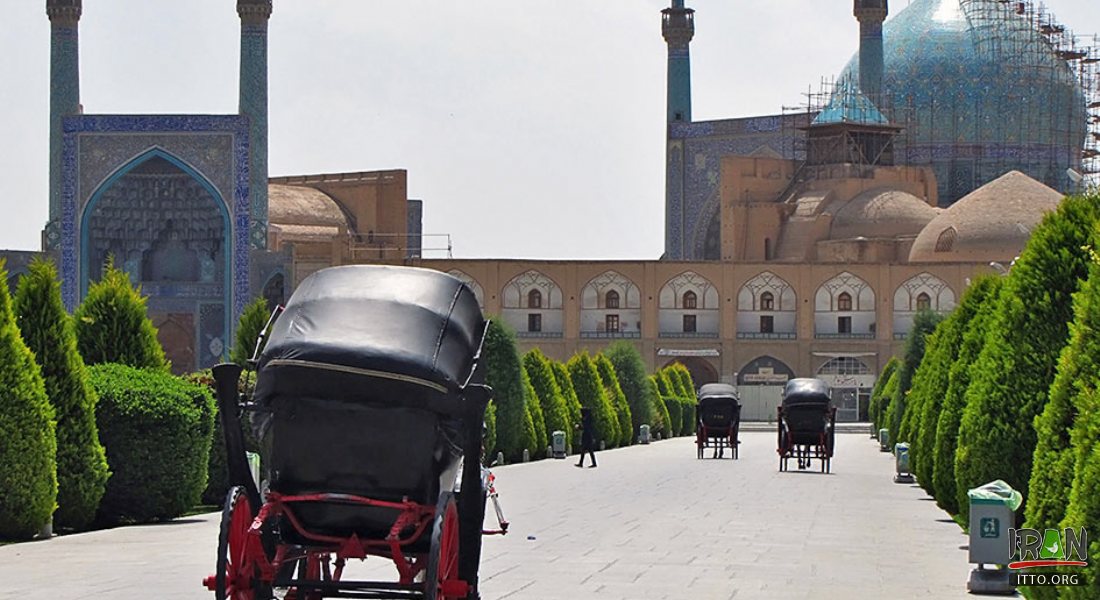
0,432,978,599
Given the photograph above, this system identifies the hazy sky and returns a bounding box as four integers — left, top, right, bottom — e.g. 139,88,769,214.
1,0,1097,259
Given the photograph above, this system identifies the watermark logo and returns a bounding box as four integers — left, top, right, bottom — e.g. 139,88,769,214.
1009,527,1088,569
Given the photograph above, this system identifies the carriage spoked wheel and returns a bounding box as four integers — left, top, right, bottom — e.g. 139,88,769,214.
424,492,466,600
214,486,270,600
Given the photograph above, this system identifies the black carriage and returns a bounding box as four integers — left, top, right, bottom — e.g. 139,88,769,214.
695,383,742,459
776,378,837,473
203,265,501,600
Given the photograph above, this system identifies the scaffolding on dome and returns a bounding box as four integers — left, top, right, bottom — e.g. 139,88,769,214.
958,0,1098,190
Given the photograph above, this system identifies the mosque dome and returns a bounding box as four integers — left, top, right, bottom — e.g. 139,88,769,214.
830,188,940,240
268,184,350,240
908,170,1062,263
838,0,1087,204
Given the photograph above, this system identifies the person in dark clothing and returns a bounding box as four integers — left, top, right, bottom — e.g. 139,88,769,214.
575,407,597,468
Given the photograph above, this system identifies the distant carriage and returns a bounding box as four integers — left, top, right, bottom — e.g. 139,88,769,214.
202,265,506,600
776,378,836,473
695,383,742,459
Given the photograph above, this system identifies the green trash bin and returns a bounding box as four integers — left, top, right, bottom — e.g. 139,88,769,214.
639,424,651,445
878,428,890,452
893,442,913,483
966,480,1022,594
551,430,567,459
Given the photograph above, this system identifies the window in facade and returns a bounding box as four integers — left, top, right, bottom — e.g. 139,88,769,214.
527,289,542,309
683,314,697,333
916,292,931,311
528,313,542,332
837,292,853,311
606,314,620,333
760,315,774,333
761,291,775,311
606,290,620,309
683,290,697,309
838,316,852,334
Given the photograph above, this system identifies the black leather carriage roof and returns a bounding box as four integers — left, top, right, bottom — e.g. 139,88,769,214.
254,265,486,403
782,378,831,406
698,383,739,402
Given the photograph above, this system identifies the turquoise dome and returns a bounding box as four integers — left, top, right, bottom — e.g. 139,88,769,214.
839,0,1087,204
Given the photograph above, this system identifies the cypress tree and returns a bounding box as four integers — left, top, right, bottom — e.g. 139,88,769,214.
14,259,108,530
870,356,899,433
550,361,583,450
955,195,1100,527
483,400,497,464
1060,387,1100,600
933,276,1002,515
523,349,572,451
74,259,168,372
567,352,618,448
230,297,274,366
483,319,526,462
523,370,547,456
880,370,900,445
895,310,944,444
1026,248,1100,549
595,353,632,447
648,375,672,438
605,341,654,443
0,261,57,540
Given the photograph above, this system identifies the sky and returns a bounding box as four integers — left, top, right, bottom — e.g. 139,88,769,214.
1,0,1097,260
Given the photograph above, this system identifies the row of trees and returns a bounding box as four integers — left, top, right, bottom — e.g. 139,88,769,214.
482,320,700,463
875,191,1100,599
0,259,226,540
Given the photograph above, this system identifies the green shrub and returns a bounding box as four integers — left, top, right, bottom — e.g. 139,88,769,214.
932,276,1002,515
895,310,944,445
0,261,56,540
74,260,168,371
605,342,654,443
644,375,667,437
869,356,899,433
880,370,900,444
567,352,618,448
14,259,107,530
955,195,1100,527
595,353,632,447
679,396,696,437
1060,387,1100,600
184,369,262,506
663,395,682,438
523,349,571,451
484,400,497,464
523,370,547,457
483,319,527,462
550,361,583,451
90,364,215,523
231,297,274,366
1026,252,1100,548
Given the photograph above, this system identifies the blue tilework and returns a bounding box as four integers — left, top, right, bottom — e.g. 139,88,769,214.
837,0,1087,204
48,24,80,240
240,24,268,249
813,79,889,125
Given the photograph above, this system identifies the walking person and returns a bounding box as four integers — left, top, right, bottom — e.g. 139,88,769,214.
575,407,597,468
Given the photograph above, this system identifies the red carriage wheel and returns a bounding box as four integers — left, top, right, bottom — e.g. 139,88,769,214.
425,493,467,600
213,486,267,600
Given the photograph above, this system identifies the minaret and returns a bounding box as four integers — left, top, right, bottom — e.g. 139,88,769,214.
45,0,82,250
238,0,272,249
854,1,888,106
662,0,694,123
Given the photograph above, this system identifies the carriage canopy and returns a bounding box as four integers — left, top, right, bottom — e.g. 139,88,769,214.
781,378,831,407
254,265,487,411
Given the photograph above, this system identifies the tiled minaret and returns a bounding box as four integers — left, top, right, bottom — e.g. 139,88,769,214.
854,1,888,106
662,0,695,260
45,0,82,251
238,0,272,249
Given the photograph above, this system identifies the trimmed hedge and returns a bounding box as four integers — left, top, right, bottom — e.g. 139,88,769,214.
595,354,632,447
932,276,1002,515
0,261,57,540
605,341,654,440
954,195,1100,527
483,319,526,462
484,400,497,465
90,364,215,523
550,361,583,451
14,259,108,531
895,310,943,445
649,376,672,438
869,356,899,434
523,349,572,451
523,370,547,457
679,396,696,437
74,260,168,372
663,395,683,438
567,352,619,448
1060,387,1100,600
231,297,273,366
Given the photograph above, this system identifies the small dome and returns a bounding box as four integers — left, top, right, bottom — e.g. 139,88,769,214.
830,188,939,240
908,171,1063,263
268,184,349,229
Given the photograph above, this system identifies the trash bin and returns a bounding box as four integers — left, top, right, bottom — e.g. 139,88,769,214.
639,424,651,445
893,442,913,483
966,479,1023,594
878,428,890,452
551,430,567,459
246,451,261,489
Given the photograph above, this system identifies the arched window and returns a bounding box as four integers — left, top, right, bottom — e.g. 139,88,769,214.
527,289,542,309
760,291,775,311
682,290,697,309
837,292,853,311
606,290,620,309
916,292,931,311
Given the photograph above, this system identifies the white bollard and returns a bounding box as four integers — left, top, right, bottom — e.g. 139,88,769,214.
522,448,530,463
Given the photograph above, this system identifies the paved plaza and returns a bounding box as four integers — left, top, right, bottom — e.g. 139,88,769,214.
0,432,975,599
